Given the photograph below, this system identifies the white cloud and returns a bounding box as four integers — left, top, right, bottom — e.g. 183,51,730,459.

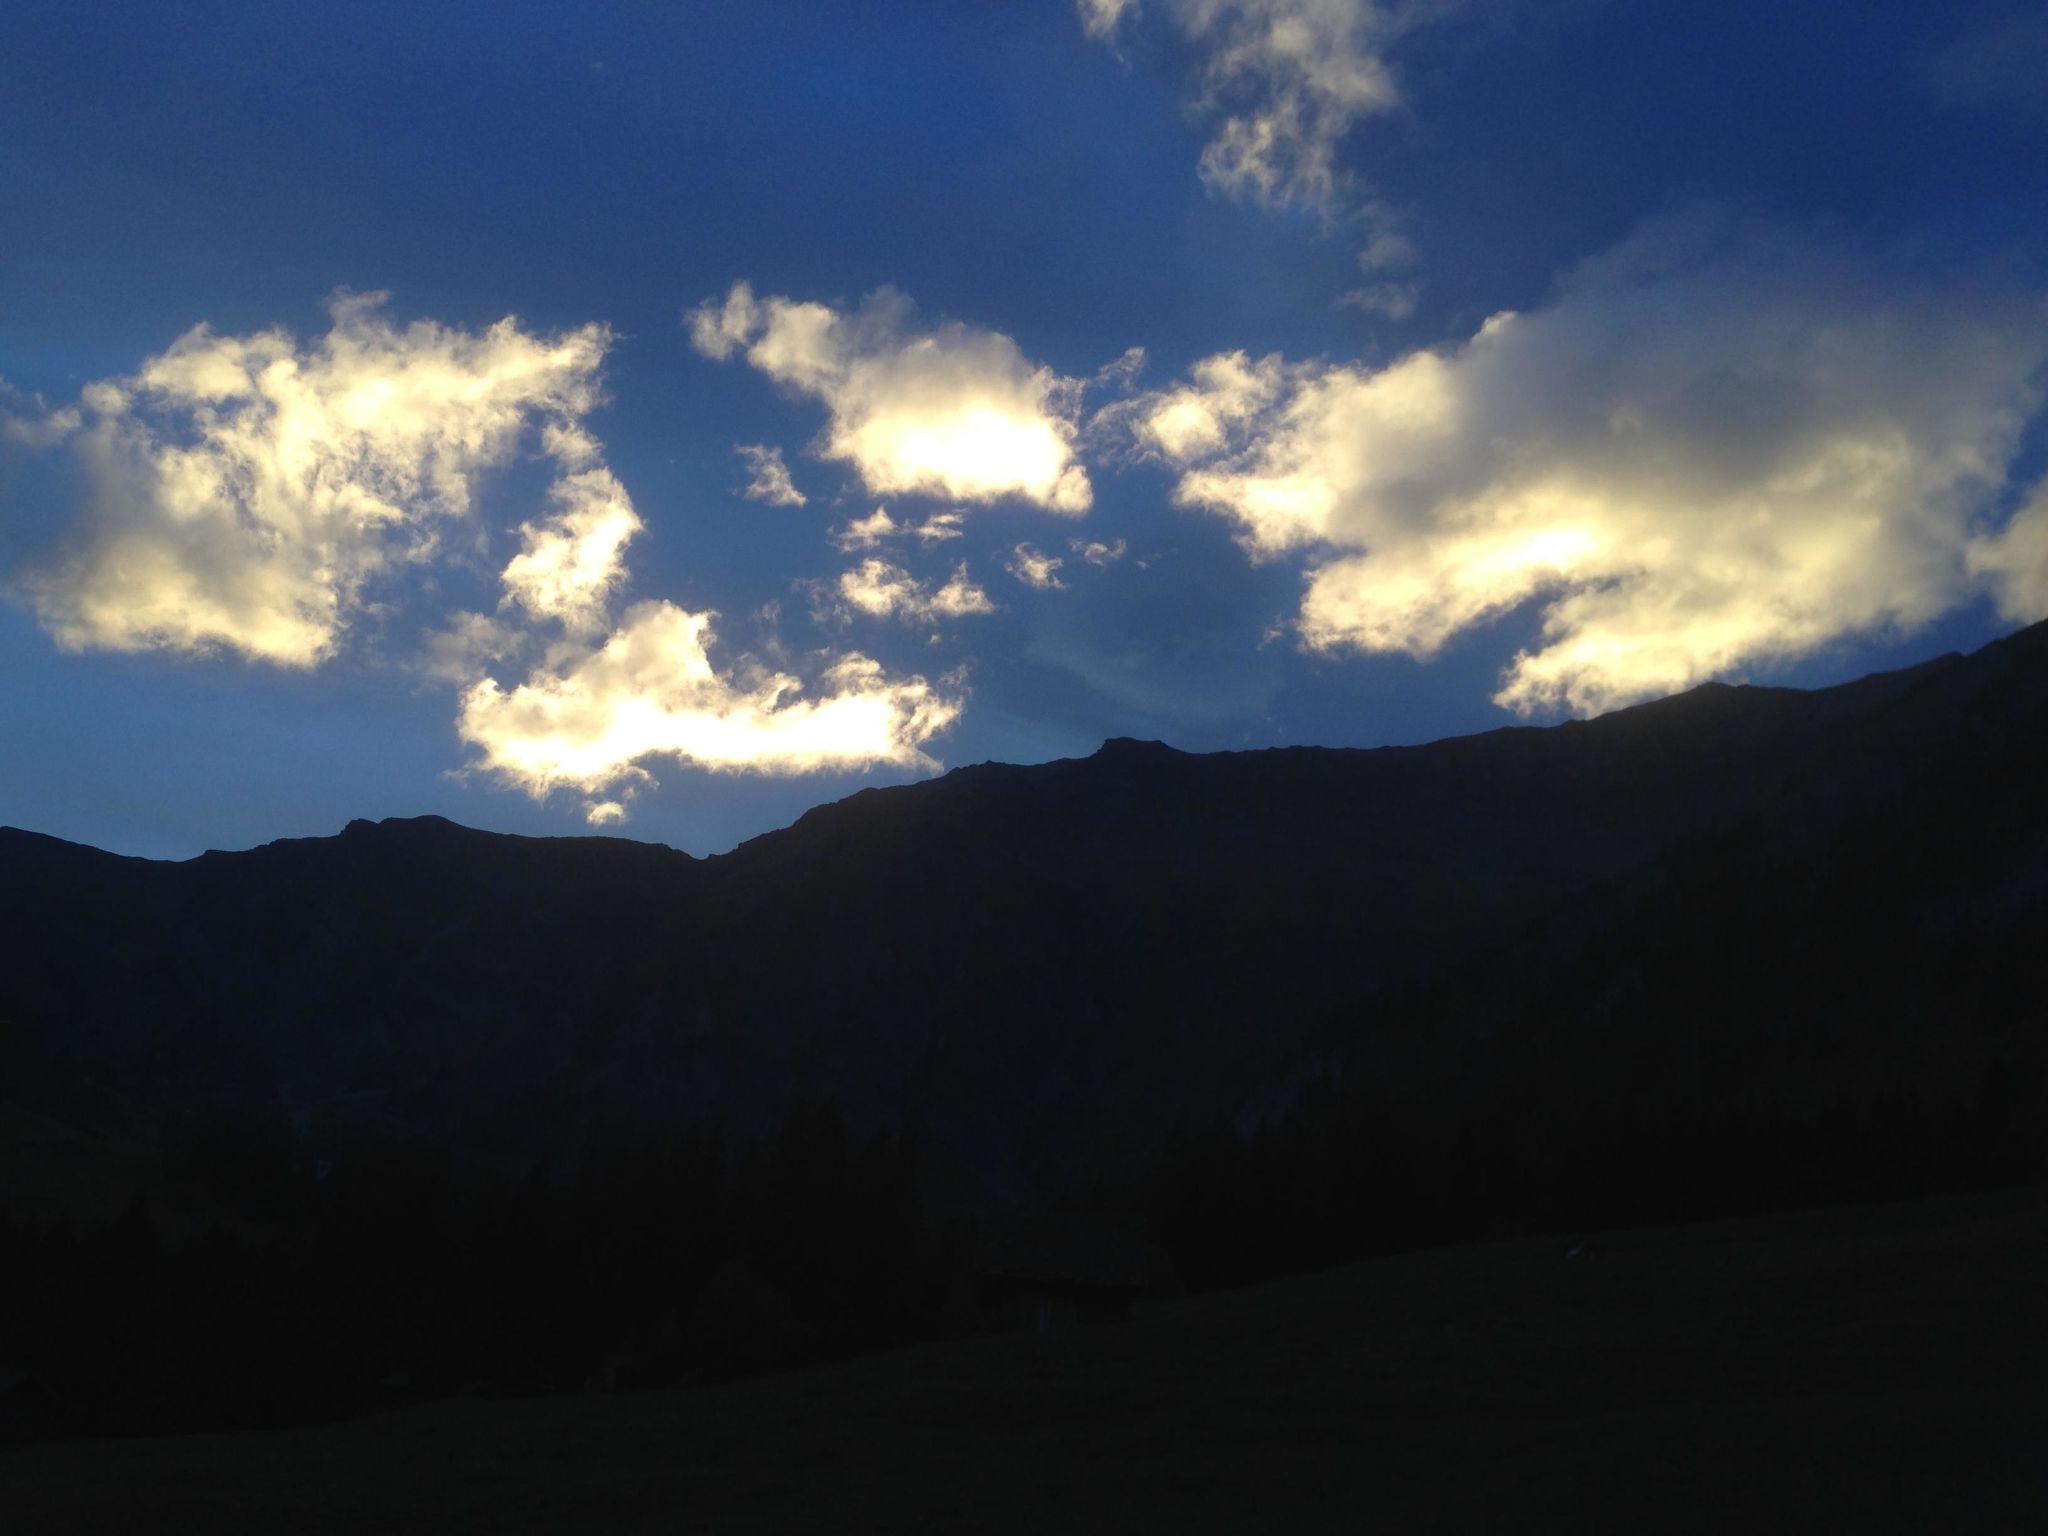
735,442,807,506
11,293,975,820
1006,543,1066,589
687,281,761,360
913,511,966,543
831,507,903,551
499,466,642,635
1137,217,2048,715
22,291,609,666
831,507,968,553
1085,1,1420,214
1071,537,1129,566
688,283,1093,513
458,600,962,818
827,557,996,624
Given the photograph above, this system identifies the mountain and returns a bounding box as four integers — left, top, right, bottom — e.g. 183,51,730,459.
4,620,2047,1203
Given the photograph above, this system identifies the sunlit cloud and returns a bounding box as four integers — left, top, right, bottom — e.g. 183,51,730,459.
822,557,996,625
1134,215,2048,715
18,291,610,666
499,466,642,635
9,293,972,820
832,507,973,554
735,442,808,506
1071,537,1129,566
831,507,904,551
1006,543,1066,590
687,283,1094,513
457,600,962,820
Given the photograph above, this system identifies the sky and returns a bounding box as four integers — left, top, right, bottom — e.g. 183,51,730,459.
2,0,2046,859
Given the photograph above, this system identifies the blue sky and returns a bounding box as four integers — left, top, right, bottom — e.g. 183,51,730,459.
3,0,2046,857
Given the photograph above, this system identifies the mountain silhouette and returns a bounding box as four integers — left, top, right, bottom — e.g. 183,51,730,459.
4,619,2046,1201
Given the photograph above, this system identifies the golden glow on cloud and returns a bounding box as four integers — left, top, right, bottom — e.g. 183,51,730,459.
828,558,996,624
14,294,967,819
26,292,609,666
1139,220,2048,714
457,600,962,818
688,283,1093,513
499,467,642,635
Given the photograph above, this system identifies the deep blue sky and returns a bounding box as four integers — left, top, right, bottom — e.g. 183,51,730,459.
3,0,2045,857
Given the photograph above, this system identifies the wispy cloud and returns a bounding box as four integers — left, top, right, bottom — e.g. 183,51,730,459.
1082,1,1428,216
830,507,970,553
735,442,808,506
1005,542,1066,589
821,557,997,625
1070,536,1128,566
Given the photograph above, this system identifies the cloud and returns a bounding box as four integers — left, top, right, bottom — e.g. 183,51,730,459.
687,281,761,360
1341,211,1422,317
913,511,966,543
21,291,609,666
1071,537,1129,566
420,609,523,685
830,507,969,553
457,600,962,817
1968,476,2048,623
831,507,903,551
826,558,996,625
1135,216,2048,715
1005,543,1066,589
1079,0,1139,41
0,376,83,447
498,466,642,635
735,442,807,506
1083,1,1423,215
10,293,975,822
688,283,1093,513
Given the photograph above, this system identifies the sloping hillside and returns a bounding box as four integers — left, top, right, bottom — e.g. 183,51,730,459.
2,1188,2042,1534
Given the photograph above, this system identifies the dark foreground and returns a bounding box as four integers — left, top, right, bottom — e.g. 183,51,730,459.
3,1188,2044,1534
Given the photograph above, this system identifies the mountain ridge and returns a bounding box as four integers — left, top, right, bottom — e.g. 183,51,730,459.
0,633,1990,869
2,621,2044,1200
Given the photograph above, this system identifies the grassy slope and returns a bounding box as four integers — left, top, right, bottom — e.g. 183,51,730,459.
3,1188,2045,1534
